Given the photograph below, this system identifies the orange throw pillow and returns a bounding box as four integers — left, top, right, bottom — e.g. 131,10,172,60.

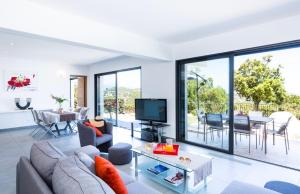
95,156,128,194
84,122,103,137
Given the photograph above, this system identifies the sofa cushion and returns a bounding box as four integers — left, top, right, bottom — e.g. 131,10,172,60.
84,121,103,137
96,134,113,145
52,155,114,194
30,141,65,187
221,181,280,194
75,152,95,174
264,181,300,194
126,182,161,194
74,145,100,159
95,156,128,194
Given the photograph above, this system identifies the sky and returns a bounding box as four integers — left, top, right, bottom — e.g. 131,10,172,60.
186,47,300,95
186,58,230,92
99,69,141,90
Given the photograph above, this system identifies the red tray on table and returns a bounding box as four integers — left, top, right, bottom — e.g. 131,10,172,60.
153,144,179,156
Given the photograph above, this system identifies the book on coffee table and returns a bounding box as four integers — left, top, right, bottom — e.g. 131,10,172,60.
147,164,169,175
164,172,184,186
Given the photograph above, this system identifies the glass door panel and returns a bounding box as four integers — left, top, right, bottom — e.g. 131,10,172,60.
96,74,117,125
181,57,231,151
117,69,141,129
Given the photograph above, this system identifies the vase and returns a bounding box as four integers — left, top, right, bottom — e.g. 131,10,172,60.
57,104,63,114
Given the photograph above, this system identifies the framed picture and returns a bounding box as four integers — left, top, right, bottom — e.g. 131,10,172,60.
4,71,38,91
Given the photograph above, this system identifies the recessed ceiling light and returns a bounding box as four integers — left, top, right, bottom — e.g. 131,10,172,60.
9,42,14,46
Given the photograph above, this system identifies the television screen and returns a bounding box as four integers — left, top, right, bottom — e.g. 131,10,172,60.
135,99,167,123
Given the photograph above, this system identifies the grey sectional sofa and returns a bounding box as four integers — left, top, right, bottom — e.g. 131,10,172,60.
16,141,160,194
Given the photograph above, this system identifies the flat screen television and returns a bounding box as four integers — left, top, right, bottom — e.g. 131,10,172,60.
135,99,167,123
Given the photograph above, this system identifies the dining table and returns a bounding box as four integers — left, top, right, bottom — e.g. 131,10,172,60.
42,110,79,136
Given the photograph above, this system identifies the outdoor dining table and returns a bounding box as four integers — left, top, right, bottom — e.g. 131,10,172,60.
203,114,274,154
249,116,274,154
43,110,79,136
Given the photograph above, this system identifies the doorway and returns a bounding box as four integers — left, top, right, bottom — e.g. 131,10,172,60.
95,67,141,129
70,75,87,108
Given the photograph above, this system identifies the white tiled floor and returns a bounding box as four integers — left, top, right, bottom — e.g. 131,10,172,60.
0,125,299,194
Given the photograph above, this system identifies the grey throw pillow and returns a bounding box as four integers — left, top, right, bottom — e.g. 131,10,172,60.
30,141,66,187
52,156,115,194
75,151,95,174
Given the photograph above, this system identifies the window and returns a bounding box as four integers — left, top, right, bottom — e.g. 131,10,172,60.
95,67,141,129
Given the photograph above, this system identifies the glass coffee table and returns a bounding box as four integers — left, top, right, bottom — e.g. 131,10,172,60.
132,144,212,194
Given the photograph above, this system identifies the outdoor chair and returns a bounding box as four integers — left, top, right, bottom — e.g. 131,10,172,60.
249,111,263,145
205,113,226,147
234,115,257,153
264,116,292,154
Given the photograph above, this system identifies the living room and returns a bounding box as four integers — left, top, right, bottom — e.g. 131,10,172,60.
1,0,300,194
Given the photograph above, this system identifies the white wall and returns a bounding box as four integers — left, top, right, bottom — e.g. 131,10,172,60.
0,57,88,129
174,14,300,59
0,0,172,61
88,56,176,138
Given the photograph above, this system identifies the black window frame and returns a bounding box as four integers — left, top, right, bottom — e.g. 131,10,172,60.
94,66,142,126
176,39,300,155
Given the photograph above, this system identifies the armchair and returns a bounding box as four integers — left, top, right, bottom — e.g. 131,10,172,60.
77,121,113,152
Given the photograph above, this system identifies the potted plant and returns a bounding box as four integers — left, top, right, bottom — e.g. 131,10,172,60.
51,95,68,113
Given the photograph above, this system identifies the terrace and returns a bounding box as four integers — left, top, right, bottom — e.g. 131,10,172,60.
185,48,300,170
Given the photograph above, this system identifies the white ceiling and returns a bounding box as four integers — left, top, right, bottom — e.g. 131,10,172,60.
0,30,122,65
29,0,300,43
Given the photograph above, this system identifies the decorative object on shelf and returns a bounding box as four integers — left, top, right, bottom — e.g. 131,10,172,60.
5,71,37,91
15,98,31,110
144,143,154,151
51,94,68,113
164,172,184,186
179,156,192,164
153,143,179,156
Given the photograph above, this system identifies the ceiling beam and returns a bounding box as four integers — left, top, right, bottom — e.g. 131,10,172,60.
0,0,173,61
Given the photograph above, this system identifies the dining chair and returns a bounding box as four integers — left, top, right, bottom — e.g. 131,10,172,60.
234,115,257,153
37,111,57,139
30,109,43,136
205,113,225,147
71,107,89,131
265,116,292,154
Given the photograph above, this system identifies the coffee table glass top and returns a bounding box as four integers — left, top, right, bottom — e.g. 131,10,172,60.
132,144,212,172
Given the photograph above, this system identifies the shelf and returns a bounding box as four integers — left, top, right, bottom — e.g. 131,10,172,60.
136,158,212,194
138,161,185,194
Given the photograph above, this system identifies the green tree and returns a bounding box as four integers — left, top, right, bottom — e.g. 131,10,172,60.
234,55,286,110
187,78,228,114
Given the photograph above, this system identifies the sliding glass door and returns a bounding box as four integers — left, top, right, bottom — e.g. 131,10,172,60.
177,56,233,152
95,68,141,128
117,69,141,128
96,73,117,125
